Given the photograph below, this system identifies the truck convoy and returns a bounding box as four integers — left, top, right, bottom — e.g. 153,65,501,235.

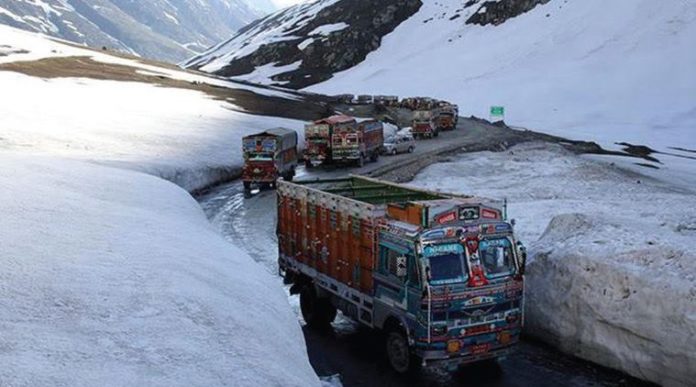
332,120,384,167
277,176,526,373
304,115,358,167
412,110,439,139
241,128,298,191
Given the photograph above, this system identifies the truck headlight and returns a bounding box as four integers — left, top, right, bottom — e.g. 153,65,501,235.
447,340,461,353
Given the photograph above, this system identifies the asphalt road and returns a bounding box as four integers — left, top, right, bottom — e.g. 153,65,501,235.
197,118,653,387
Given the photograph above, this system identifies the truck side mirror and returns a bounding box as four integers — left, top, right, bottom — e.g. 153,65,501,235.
396,256,407,278
516,241,527,274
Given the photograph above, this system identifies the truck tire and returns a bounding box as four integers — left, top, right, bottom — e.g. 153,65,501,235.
357,155,365,167
243,181,251,190
408,146,414,153
391,149,398,156
385,327,421,374
370,151,379,162
305,160,313,169
300,287,336,328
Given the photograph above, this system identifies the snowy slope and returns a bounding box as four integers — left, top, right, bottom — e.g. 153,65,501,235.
412,142,696,387
184,0,422,88
0,0,268,62
0,26,320,386
307,0,696,157
0,25,307,191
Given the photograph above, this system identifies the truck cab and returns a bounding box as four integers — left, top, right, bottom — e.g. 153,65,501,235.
375,202,525,372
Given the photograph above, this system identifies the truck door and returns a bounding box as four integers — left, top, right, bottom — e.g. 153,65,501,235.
374,244,421,320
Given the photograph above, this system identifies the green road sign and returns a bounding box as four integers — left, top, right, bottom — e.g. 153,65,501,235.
490,106,505,116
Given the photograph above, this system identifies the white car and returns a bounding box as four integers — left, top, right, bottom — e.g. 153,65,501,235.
383,135,416,155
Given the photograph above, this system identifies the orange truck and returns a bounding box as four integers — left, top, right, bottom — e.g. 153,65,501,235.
277,176,527,373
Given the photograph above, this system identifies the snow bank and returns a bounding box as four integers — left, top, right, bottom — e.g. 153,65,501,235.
308,0,696,182
0,25,320,385
411,142,696,387
0,153,320,386
0,71,303,192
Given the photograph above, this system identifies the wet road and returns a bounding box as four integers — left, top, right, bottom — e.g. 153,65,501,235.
197,118,653,387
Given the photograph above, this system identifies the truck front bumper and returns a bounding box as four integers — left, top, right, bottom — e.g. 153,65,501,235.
418,346,513,369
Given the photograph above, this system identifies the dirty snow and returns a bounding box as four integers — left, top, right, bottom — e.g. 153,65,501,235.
412,142,696,387
0,24,302,101
0,26,320,386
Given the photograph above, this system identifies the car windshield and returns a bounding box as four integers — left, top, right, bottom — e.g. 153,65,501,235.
423,244,466,284
479,237,515,279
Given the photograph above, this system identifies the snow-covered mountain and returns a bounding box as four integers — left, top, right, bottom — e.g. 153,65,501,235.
184,0,423,88
0,0,273,62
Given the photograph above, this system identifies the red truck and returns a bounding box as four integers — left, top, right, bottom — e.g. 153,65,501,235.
242,128,298,191
412,110,439,139
304,115,358,167
277,176,527,373
332,120,384,167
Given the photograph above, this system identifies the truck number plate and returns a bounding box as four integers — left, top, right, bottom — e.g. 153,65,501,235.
471,343,490,355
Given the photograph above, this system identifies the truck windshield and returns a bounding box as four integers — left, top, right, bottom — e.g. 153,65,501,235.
479,237,515,279
423,244,466,284
246,153,273,161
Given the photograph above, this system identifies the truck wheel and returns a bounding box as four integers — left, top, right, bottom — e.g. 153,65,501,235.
300,287,336,328
408,146,414,153
305,160,313,169
385,328,420,374
434,130,439,138
243,181,251,190
371,152,379,162
391,149,398,156
357,155,365,167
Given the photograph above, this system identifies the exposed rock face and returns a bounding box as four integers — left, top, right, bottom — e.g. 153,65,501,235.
0,0,268,62
186,0,423,89
466,0,552,26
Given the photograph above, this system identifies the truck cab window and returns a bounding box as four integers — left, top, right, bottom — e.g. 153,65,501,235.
423,243,467,285
479,238,515,279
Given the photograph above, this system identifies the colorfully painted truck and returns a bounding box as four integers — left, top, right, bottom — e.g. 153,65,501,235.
242,128,298,191
331,120,384,167
412,110,439,139
277,176,527,373
304,115,357,167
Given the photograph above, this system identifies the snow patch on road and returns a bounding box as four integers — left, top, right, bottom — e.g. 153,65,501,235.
412,142,696,387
